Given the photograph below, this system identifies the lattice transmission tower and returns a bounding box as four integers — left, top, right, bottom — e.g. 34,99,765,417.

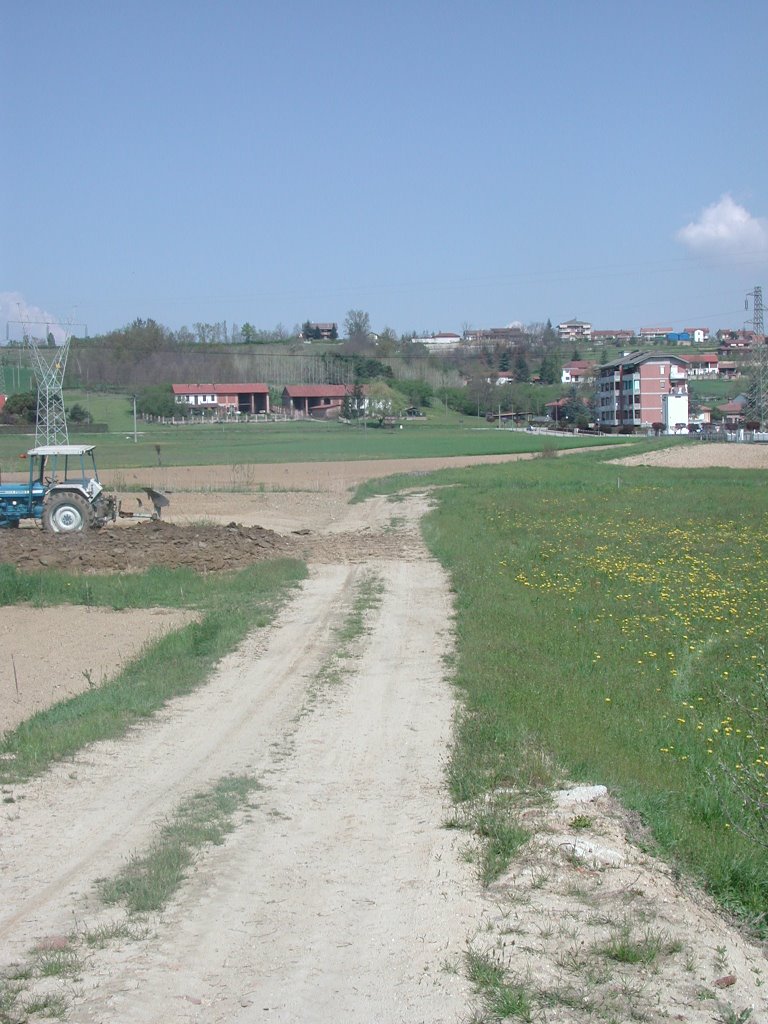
7,314,85,445
31,331,71,445
749,285,765,339
745,286,767,427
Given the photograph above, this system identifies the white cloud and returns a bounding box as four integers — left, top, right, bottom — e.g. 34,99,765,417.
676,194,768,257
0,291,66,344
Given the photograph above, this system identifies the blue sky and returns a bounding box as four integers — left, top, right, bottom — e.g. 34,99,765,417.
2,0,767,340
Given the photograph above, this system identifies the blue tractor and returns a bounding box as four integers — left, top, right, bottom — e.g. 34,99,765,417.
0,445,118,532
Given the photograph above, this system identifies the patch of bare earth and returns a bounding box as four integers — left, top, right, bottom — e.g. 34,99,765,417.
612,440,768,469
1,606,196,733
472,786,767,1022
1,454,766,1022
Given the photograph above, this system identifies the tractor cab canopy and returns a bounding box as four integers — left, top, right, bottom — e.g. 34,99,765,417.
27,445,97,457
25,445,102,489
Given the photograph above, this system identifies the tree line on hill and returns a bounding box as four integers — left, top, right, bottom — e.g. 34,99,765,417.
0,310,587,423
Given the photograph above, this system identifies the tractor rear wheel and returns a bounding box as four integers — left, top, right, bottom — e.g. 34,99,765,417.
42,493,95,534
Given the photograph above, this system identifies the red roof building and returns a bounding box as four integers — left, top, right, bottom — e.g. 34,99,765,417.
561,360,597,384
172,383,270,415
718,399,747,427
685,353,719,377
282,384,353,417
592,330,634,343
717,330,759,350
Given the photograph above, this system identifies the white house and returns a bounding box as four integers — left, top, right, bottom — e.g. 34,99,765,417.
685,327,710,344
428,332,462,347
410,332,462,350
561,360,597,385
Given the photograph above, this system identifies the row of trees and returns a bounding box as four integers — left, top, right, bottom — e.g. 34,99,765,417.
65,311,570,374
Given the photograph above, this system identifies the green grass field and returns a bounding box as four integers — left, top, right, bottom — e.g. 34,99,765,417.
385,452,768,927
66,389,137,432
0,409,625,470
688,378,745,403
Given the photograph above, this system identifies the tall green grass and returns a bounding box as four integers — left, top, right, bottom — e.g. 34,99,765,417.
390,453,768,926
0,560,306,783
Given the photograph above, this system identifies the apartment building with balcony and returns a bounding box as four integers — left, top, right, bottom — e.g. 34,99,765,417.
557,319,592,343
596,351,689,430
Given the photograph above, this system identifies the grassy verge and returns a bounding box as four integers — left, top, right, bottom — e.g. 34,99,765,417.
0,559,306,783
362,451,768,927
99,774,260,914
446,792,530,887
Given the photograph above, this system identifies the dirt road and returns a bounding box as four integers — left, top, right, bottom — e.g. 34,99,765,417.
1,493,484,1022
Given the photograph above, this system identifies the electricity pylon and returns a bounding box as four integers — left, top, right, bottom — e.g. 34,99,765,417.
30,332,71,445
9,314,76,445
745,286,767,427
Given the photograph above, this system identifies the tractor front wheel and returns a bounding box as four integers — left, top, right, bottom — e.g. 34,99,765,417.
42,493,95,534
